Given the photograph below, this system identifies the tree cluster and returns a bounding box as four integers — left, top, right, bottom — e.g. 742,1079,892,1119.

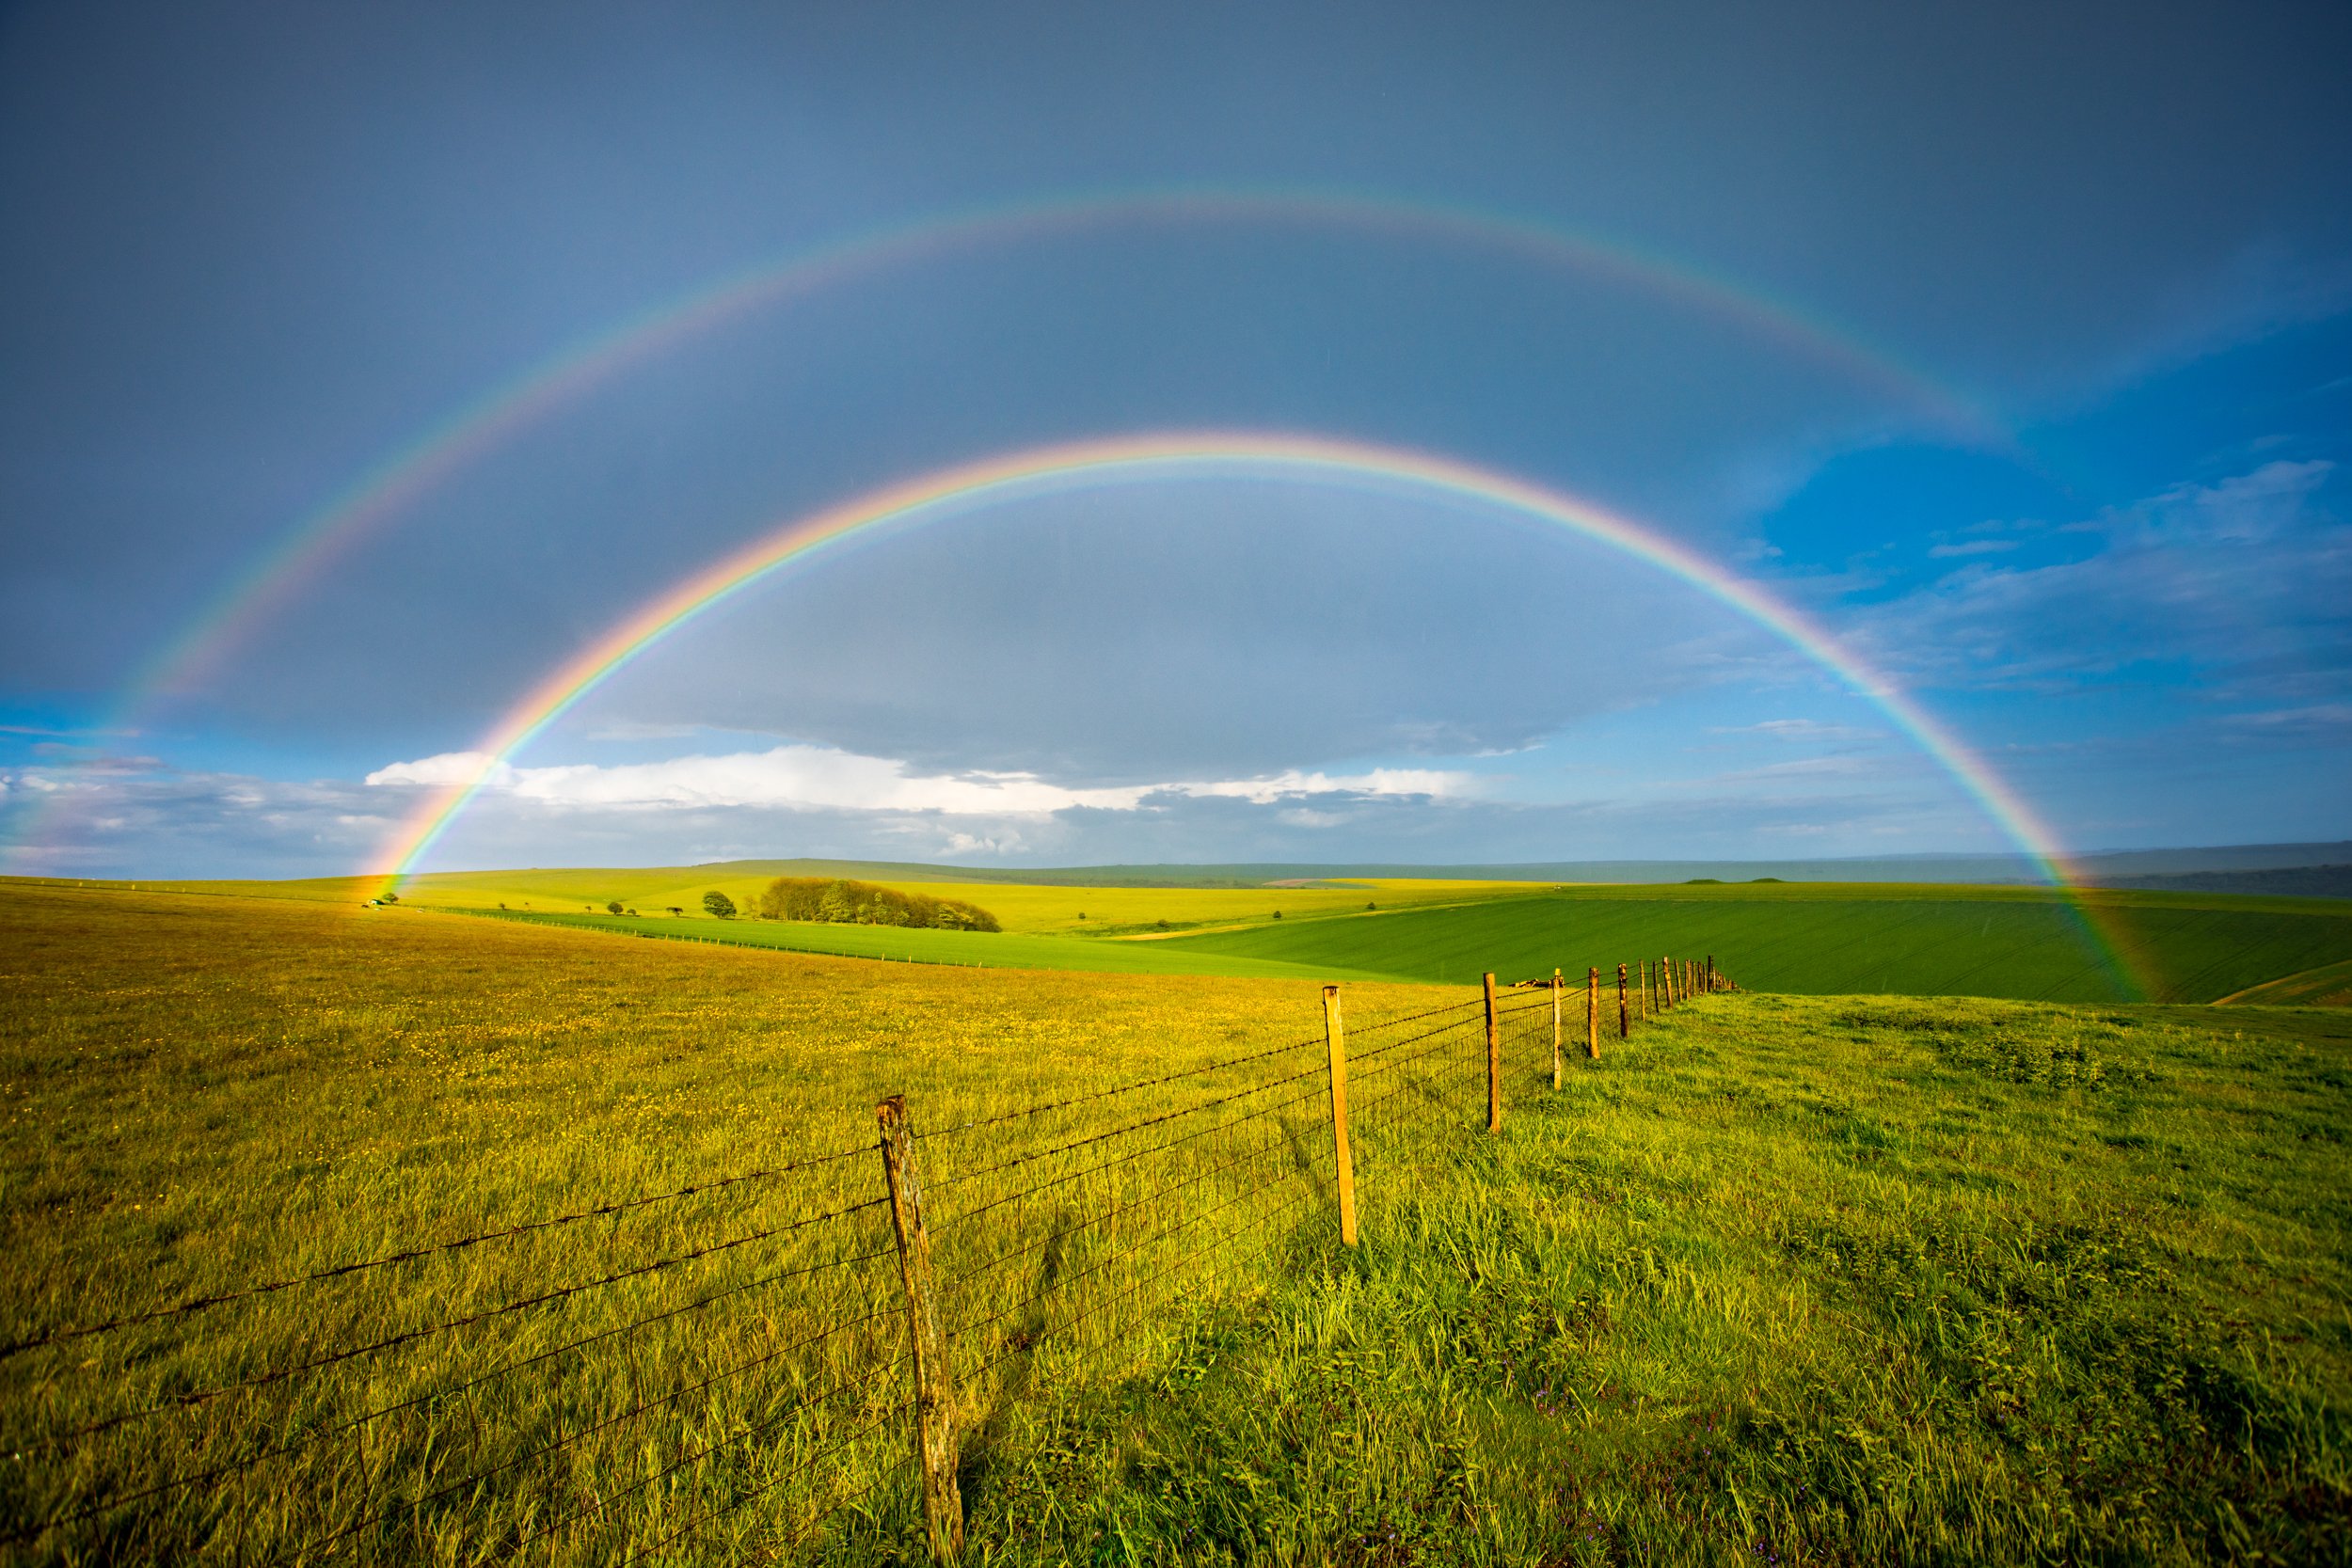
754,877,1000,932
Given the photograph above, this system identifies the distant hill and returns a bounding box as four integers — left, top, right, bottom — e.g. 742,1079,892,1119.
681,844,2352,888
2087,864,2352,899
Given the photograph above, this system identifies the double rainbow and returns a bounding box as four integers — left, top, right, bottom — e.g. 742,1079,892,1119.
369,431,2142,996
120,184,1994,713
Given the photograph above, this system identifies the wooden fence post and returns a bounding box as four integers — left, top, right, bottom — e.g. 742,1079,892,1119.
1550,969,1564,1090
1586,966,1601,1058
1617,962,1629,1039
1323,986,1358,1247
1662,956,1677,1009
1707,954,1715,992
876,1095,962,1563
1483,972,1502,1133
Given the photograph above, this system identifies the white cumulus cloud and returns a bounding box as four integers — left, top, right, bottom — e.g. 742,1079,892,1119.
362,745,1478,817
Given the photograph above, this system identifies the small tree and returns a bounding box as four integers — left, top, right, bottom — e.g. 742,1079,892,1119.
666,906,682,917
381,893,399,905
703,891,737,919
606,900,623,915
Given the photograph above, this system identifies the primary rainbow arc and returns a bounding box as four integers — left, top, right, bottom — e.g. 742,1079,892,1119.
371,430,2143,996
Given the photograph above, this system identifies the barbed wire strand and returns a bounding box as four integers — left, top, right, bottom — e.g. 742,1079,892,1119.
959,1136,1299,1366
945,1098,1311,1317
927,1055,1328,1204
916,992,1485,1150
936,1076,1325,1245
29,1196,886,1450
2,1240,898,1546
615,1399,912,1567
276,1324,906,1566
914,1031,1325,1144
971,1180,1312,1390
496,1337,910,1560
0,1141,877,1360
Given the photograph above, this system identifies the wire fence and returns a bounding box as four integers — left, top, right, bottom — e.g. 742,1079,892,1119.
0,955,1732,1564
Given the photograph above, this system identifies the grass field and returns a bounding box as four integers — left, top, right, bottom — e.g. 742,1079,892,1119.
1156,881,2352,1004
21,863,2348,1007
460,905,1394,979
4,881,2348,1563
4,863,1528,938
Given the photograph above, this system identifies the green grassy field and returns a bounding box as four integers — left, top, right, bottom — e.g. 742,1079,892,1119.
4,881,2347,1563
1156,881,2352,1004
0,863,1524,938
24,864,2346,1007
460,905,1394,979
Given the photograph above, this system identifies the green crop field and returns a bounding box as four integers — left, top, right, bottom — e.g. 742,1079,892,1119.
4,880,2347,1564
1156,881,2352,1004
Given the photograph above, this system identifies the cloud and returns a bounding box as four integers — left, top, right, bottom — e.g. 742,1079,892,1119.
2217,703,2352,742
364,745,1476,816
1926,539,2019,558
1853,460,2350,699
4,737,1997,880
1708,718,1868,739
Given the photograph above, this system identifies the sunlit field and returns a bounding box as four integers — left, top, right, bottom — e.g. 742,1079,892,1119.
4,881,2347,1564
1160,881,2352,1004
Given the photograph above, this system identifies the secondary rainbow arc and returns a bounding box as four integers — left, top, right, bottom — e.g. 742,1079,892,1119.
121,184,1994,711
370,431,2145,997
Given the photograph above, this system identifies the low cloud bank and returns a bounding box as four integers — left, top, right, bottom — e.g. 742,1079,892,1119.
362,745,1476,816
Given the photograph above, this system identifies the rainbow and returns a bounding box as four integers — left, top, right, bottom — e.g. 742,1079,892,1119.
121,185,1994,710
21,185,2003,876
370,431,2145,996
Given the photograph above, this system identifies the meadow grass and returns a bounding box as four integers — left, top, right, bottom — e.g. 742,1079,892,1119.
3,883,2347,1564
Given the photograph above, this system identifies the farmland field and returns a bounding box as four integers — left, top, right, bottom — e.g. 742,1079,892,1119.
4,880,2348,1564
1158,881,2352,1003
458,906,1397,978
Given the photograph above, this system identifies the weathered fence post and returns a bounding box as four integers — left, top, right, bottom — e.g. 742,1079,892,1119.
1483,972,1502,1132
876,1095,962,1563
1550,969,1564,1089
1707,954,1715,992
1617,962,1629,1039
1586,966,1601,1058
1323,985,1358,1246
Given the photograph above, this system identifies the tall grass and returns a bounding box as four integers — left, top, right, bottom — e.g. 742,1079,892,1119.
3,883,2346,1563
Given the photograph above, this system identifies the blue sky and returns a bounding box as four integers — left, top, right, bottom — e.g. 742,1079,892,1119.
2,1,2347,877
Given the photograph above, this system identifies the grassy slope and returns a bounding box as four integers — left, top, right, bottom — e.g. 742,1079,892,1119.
1158,882,2352,1003
2223,956,2352,1007
5,882,2349,1563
